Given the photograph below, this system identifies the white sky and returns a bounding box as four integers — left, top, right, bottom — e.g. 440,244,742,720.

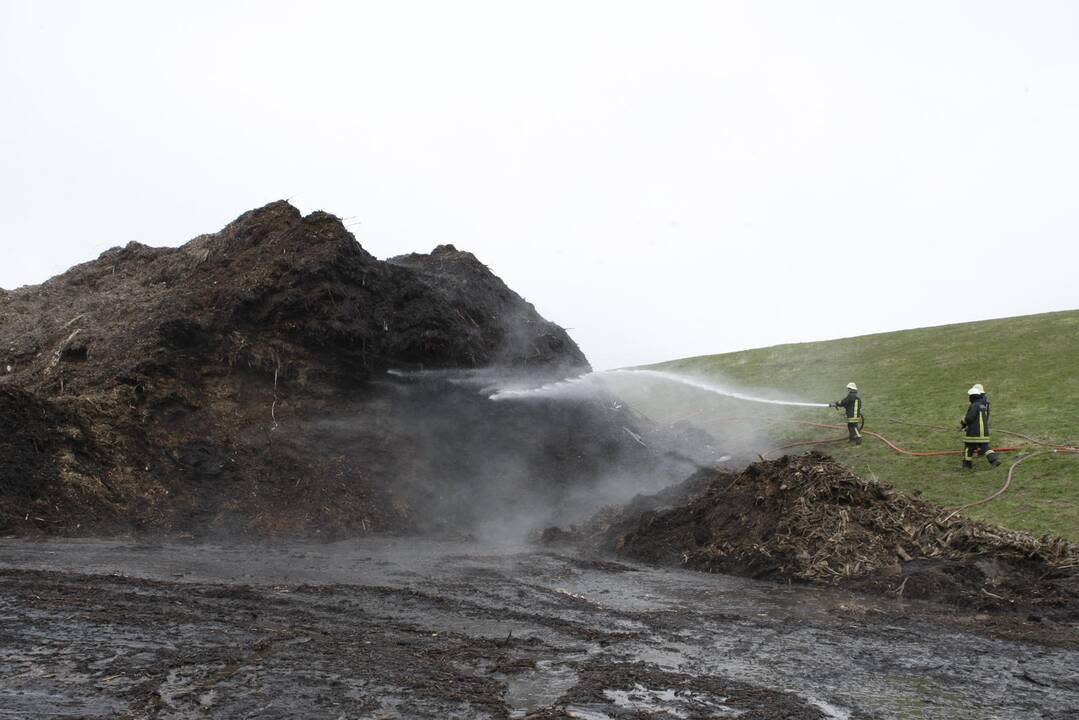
2,1,1077,370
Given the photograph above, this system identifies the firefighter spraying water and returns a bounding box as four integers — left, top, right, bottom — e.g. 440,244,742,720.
828,382,864,445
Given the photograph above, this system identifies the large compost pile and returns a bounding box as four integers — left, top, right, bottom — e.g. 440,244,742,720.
0,201,698,536
594,452,1079,616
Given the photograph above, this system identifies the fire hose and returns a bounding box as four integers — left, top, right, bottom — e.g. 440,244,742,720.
765,420,1021,457
941,450,1064,522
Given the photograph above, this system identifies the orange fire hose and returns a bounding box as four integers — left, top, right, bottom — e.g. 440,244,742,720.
759,426,971,460
704,416,1061,457
793,421,1023,456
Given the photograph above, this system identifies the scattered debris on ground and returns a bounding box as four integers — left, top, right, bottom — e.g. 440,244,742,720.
584,452,1079,617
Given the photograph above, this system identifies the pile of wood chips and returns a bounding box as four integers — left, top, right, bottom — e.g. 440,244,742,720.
693,454,1078,581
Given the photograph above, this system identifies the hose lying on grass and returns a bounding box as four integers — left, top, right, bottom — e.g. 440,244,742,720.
757,420,1017,459
941,451,1056,522
942,448,1079,521
871,414,1071,449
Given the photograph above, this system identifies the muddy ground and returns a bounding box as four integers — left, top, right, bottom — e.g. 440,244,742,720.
2,537,1078,719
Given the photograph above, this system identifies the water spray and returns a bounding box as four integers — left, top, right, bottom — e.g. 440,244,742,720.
615,369,830,408
488,374,604,401
489,368,829,408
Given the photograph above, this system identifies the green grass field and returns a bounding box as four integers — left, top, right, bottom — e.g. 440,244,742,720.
616,310,1079,541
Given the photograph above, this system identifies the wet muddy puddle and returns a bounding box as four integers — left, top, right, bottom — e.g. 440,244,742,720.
1,536,1076,718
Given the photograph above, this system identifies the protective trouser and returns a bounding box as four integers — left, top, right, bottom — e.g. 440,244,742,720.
963,442,1000,468
837,393,862,445
847,419,862,444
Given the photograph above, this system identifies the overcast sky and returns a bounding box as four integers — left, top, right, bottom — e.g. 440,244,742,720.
2,1,1077,369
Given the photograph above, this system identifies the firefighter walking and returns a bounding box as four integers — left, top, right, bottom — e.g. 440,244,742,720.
831,382,863,445
960,384,1001,469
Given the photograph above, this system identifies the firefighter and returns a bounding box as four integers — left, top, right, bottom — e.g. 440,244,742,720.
960,385,1000,469
830,382,863,445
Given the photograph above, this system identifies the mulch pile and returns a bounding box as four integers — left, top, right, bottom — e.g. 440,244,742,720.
593,452,1079,616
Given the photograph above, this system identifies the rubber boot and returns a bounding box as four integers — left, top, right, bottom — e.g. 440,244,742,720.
962,460,973,470
988,453,1001,467
855,437,863,445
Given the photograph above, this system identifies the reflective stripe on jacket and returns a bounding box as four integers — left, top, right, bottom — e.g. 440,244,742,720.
837,392,862,424
962,398,990,442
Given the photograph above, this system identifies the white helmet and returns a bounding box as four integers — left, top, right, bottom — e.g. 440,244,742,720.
971,383,984,394
967,385,981,395
846,382,857,391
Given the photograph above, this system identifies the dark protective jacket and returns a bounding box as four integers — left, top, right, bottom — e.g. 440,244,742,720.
836,391,862,424
961,397,990,442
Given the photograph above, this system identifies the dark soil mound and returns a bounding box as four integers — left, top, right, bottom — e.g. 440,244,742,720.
0,202,693,536
595,452,1079,617
389,244,581,367
2,202,583,396
0,388,120,529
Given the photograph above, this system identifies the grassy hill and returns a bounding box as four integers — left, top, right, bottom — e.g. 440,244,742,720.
613,310,1079,541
